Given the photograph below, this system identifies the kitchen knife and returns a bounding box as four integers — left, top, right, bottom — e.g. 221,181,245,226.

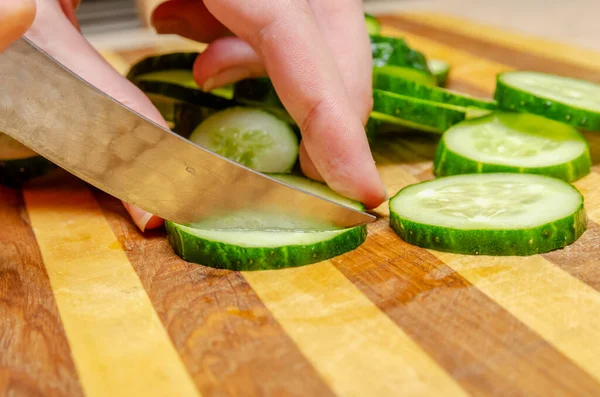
0,36,376,229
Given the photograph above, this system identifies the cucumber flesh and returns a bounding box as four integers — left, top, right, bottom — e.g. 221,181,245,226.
365,13,381,35
135,70,234,99
495,71,600,131
428,59,450,86
374,72,497,110
434,112,591,182
374,66,436,86
165,174,367,270
189,107,298,173
390,173,586,256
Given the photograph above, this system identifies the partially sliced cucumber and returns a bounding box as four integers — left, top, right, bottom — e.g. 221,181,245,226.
374,72,497,110
495,71,600,131
165,174,367,270
135,69,234,99
370,35,433,79
365,13,381,35
372,89,479,134
390,173,586,256
0,133,56,187
189,107,298,173
434,112,591,182
428,59,450,86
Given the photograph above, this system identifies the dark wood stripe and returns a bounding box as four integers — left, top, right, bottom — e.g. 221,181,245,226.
94,192,335,397
333,219,600,397
381,16,600,82
0,186,83,397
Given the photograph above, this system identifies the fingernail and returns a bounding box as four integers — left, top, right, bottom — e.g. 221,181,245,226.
202,67,252,92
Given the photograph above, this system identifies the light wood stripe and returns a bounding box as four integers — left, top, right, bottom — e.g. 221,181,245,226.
243,262,468,397
94,191,337,397
401,13,600,72
386,166,600,383
23,184,200,397
0,186,83,397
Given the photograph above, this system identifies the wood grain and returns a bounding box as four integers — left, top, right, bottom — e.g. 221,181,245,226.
3,12,600,397
0,186,83,397
94,191,336,397
334,219,600,397
22,181,200,397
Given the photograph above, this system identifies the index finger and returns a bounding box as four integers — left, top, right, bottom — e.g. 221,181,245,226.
204,0,387,208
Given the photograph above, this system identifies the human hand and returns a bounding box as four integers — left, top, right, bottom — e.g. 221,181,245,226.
152,0,388,209
3,0,165,231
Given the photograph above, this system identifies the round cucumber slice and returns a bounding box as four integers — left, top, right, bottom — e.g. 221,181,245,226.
389,173,586,256
428,59,450,86
165,175,367,270
495,71,600,131
189,107,299,173
434,112,591,182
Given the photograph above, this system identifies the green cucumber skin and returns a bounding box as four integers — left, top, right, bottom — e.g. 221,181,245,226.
494,75,600,131
370,35,431,75
374,73,497,110
126,52,198,81
372,89,467,133
389,200,587,256
165,221,367,271
0,156,56,187
433,138,592,182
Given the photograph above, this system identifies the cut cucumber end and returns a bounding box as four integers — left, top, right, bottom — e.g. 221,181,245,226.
434,111,592,182
389,173,586,256
428,59,450,86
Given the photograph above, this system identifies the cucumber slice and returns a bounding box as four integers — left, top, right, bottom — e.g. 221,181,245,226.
189,107,299,173
374,66,436,86
0,133,56,187
365,13,381,35
389,173,586,256
373,72,497,110
495,71,600,131
165,174,367,270
428,59,450,86
372,89,476,133
434,112,591,182
136,70,234,99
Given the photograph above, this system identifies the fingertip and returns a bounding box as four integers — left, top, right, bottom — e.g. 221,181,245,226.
298,141,325,182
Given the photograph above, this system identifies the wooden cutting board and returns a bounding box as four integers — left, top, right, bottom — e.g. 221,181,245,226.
2,13,600,397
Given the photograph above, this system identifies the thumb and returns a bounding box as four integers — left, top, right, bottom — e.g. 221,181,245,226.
0,0,36,52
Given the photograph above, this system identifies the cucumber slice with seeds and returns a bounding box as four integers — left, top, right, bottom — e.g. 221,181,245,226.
495,71,600,131
390,173,586,256
374,72,497,110
434,112,591,182
189,107,298,173
372,89,478,134
165,174,367,270
428,59,450,86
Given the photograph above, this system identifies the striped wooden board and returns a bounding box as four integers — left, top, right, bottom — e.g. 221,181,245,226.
2,13,600,397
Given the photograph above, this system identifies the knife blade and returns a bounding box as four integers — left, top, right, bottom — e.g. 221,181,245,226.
0,37,376,229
